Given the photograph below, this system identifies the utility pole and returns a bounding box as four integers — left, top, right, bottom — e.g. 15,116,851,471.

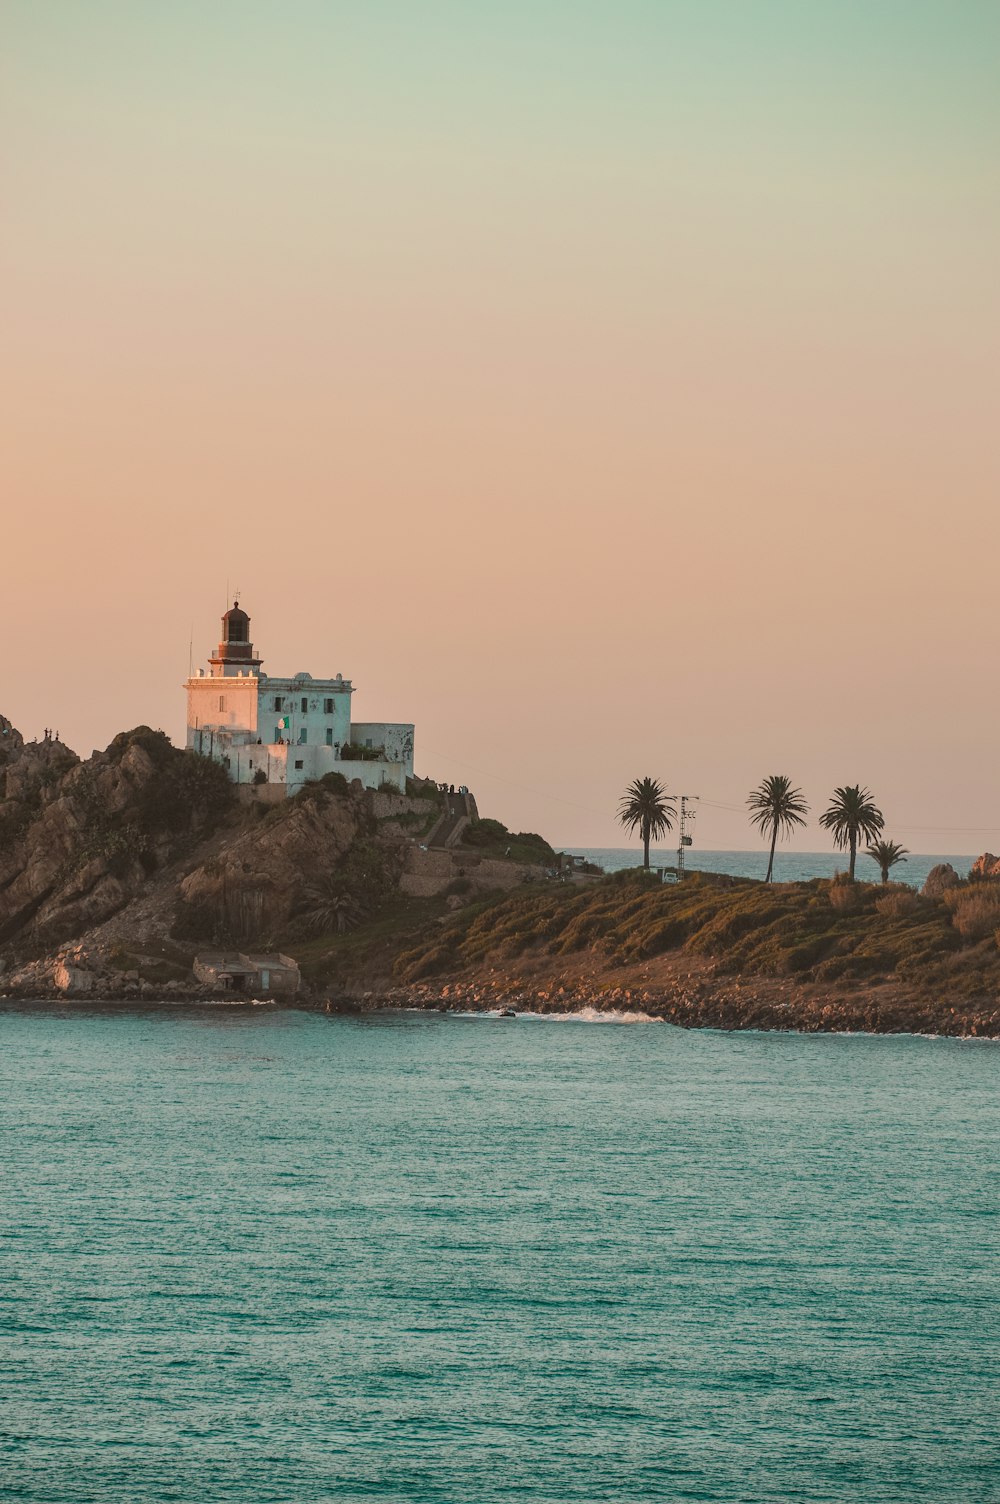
676,795,699,879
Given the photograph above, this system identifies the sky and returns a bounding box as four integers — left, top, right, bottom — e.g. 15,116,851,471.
2,2,999,853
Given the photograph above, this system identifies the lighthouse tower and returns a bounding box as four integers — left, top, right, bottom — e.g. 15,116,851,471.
208,602,262,678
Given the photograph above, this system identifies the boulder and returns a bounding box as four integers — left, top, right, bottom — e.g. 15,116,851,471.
970,853,1000,880
922,863,961,899
52,959,95,994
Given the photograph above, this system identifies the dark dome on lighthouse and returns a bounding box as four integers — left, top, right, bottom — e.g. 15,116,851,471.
223,602,250,644
209,600,262,675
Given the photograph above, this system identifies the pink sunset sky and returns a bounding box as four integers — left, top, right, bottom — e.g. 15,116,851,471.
2,3,998,851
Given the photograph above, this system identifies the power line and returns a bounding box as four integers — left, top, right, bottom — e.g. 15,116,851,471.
421,747,1000,840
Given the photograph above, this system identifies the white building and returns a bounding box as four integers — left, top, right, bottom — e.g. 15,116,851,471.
185,602,414,795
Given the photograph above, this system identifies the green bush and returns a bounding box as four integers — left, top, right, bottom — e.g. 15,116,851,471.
291,770,351,804
406,777,444,803
135,749,235,835
318,770,350,795
462,817,509,847
104,726,175,768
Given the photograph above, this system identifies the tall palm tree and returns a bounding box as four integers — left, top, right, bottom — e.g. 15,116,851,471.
747,775,809,883
866,839,909,885
819,785,884,881
617,777,676,870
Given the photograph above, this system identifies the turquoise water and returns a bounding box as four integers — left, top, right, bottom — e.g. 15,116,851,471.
2,1005,998,1503
573,849,975,886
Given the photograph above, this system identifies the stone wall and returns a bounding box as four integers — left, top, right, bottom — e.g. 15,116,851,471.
351,722,414,771
400,846,549,899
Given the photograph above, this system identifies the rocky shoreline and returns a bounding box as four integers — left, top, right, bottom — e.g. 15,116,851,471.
6,969,1000,1036
340,975,1000,1036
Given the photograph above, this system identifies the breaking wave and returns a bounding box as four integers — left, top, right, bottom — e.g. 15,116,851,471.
461,1005,661,1024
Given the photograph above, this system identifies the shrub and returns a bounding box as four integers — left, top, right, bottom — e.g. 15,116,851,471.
406,777,444,803
252,768,268,785
829,882,859,914
319,770,350,795
875,889,920,919
104,726,175,767
462,817,509,848
945,885,1000,942
135,750,235,835
291,770,351,805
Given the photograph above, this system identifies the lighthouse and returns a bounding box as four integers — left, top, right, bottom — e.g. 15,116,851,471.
185,599,414,795
208,601,263,676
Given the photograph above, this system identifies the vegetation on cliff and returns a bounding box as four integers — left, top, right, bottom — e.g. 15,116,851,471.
460,818,556,866
392,867,1000,1004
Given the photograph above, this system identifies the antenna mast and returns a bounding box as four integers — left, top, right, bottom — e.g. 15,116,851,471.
677,795,699,879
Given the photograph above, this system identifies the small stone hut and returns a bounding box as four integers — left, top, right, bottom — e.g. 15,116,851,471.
193,952,300,996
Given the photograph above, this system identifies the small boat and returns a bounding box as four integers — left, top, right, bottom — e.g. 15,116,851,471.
498,1007,517,1018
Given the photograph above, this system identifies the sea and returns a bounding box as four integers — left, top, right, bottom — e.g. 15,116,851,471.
2,1004,997,1502
568,848,976,887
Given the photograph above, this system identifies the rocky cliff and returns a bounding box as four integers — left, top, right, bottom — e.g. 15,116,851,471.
0,718,547,999
0,725,231,949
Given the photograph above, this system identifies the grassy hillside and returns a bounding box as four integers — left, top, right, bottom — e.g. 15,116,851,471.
390,868,1000,1003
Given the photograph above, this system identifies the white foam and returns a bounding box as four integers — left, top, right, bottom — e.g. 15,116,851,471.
457,1005,661,1024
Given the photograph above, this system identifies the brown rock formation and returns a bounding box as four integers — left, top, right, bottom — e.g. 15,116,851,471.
921,863,960,899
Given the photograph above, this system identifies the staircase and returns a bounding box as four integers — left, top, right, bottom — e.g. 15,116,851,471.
426,791,476,849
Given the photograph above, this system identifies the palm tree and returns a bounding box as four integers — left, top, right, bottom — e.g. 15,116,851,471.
297,875,366,936
866,839,909,885
747,775,809,883
617,777,676,870
819,785,884,881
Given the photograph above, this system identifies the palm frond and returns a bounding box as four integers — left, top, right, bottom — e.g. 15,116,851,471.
746,774,809,841
819,784,884,849
617,776,676,839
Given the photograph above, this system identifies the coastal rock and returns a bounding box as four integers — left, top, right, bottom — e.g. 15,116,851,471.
970,852,1000,880
177,792,363,942
0,714,24,756
921,863,960,899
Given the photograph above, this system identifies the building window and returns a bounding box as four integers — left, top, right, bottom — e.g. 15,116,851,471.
294,759,304,770
324,698,334,714
219,695,226,712
299,729,308,745
273,726,283,743
325,728,333,746
365,738,373,749
274,696,284,712
300,696,308,713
